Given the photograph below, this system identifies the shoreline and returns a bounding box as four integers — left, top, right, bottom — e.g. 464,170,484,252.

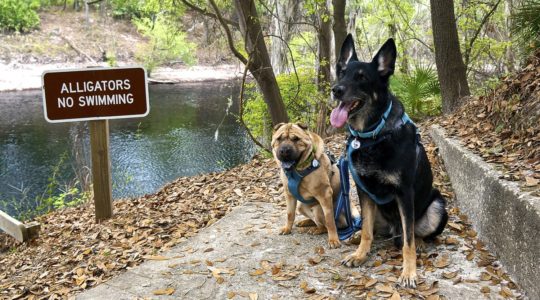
0,63,245,92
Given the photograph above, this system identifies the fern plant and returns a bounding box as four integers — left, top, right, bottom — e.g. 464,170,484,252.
390,66,441,118
512,0,540,53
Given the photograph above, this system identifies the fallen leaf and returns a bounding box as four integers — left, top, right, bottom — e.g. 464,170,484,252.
390,292,401,300
249,269,265,276
525,176,539,186
227,291,236,299
434,254,451,268
249,292,258,300
144,255,169,261
153,288,175,295
375,284,393,293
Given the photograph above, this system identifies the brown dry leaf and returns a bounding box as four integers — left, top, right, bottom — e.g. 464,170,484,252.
426,295,440,300
216,276,225,284
375,284,394,293
433,254,451,268
365,278,378,288
227,291,236,299
144,255,169,261
249,292,258,300
442,271,458,279
390,292,401,300
447,222,463,231
525,176,539,186
249,269,266,276
481,286,491,293
308,256,323,265
153,288,175,295
500,286,513,298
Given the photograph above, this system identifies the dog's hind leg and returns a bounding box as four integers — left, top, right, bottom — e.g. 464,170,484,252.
415,189,448,240
296,219,316,227
307,204,328,235
342,193,377,267
397,188,418,288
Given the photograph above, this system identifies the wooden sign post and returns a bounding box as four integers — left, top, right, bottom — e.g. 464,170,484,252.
42,67,149,221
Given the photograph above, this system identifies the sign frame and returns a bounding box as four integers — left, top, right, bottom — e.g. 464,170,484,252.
41,66,150,123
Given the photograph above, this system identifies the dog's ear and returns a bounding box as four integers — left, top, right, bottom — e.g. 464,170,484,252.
295,123,308,131
372,38,397,79
273,122,286,131
336,34,358,76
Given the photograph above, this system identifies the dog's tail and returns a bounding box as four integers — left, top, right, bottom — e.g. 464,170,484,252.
415,188,448,240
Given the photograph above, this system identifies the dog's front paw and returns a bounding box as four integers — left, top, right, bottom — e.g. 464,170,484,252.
328,237,341,249
341,253,367,267
279,226,292,235
398,269,418,288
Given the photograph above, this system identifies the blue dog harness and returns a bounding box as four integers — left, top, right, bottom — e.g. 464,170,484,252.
283,157,320,205
346,101,418,205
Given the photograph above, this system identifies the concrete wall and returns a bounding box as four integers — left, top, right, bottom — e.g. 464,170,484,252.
431,125,540,299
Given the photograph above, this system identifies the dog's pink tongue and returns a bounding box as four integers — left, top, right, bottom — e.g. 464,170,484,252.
330,102,352,128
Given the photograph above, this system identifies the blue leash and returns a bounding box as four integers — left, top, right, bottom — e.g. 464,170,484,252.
334,157,362,240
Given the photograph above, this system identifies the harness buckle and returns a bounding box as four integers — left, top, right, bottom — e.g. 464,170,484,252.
351,139,361,149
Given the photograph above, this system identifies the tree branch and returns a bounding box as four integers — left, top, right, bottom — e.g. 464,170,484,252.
237,57,272,154
208,0,248,65
177,0,239,28
464,0,503,69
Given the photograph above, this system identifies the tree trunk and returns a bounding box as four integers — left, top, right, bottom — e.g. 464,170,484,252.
332,0,347,60
430,0,470,114
234,0,289,125
315,0,333,137
504,0,515,73
270,0,300,74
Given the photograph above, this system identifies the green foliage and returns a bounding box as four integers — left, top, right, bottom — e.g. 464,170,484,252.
0,152,89,221
288,32,317,68
390,66,441,117
134,15,196,74
512,0,540,53
243,68,321,142
111,0,143,19
0,0,40,32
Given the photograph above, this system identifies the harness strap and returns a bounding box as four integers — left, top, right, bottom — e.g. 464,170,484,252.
346,102,419,205
334,158,362,240
284,161,319,205
347,140,395,205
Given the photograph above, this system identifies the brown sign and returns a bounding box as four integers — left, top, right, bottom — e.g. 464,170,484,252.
42,67,149,123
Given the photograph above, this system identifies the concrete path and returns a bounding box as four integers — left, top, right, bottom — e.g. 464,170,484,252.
76,201,515,299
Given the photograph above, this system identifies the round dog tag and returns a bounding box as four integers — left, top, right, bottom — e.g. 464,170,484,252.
351,139,361,149
312,159,319,168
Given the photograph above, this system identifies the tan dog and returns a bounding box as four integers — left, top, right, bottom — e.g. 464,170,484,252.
272,123,359,248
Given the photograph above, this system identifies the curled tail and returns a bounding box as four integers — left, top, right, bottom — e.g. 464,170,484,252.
415,189,448,240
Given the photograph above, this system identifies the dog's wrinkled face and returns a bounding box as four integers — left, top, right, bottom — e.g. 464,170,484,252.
330,34,397,128
271,123,312,169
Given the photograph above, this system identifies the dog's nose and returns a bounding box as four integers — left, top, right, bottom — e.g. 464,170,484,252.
332,85,345,98
279,146,292,156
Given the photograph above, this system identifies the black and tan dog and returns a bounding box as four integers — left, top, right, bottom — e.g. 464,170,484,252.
330,35,448,287
272,123,359,249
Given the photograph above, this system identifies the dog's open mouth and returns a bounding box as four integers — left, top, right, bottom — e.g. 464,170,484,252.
280,160,296,170
330,101,359,128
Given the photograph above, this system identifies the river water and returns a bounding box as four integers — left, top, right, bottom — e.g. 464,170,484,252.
0,81,255,218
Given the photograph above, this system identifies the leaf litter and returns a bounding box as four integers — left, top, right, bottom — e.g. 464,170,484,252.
431,48,540,196
0,121,529,299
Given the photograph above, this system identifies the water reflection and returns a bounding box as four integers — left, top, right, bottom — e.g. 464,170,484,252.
0,81,255,217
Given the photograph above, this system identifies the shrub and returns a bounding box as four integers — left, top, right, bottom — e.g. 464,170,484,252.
0,0,40,32
243,68,322,144
390,66,441,117
133,15,196,74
